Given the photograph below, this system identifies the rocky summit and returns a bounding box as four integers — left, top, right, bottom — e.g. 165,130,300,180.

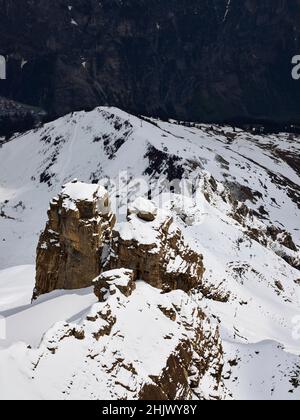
34,184,205,297
34,181,115,298
30,184,223,399
0,0,300,125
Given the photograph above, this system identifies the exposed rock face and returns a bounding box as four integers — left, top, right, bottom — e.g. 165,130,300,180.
94,268,136,302
139,314,224,400
34,181,115,298
0,0,300,125
198,172,300,272
35,191,204,297
107,198,205,292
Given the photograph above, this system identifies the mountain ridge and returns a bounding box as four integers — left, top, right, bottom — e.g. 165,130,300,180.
0,107,299,399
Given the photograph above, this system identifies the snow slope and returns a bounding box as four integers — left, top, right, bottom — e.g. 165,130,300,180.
0,274,223,400
0,265,34,312
0,107,299,399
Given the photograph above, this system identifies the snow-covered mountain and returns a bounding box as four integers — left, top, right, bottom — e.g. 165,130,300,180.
0,107,299,400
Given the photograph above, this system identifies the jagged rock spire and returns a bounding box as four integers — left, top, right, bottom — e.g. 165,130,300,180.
33,181,115,299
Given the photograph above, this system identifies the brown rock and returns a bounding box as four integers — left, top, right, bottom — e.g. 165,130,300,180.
158,305,177,321
35,192,204,298
128,197,158,222
33,181,115,299
266,226,298,252
139,308,224,400
28,273,224,399
107,199,205,292
94,268,136,302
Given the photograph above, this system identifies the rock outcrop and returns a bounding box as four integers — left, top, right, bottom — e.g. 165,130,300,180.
138,315,224,400
25,271,225,400
107,198,205,292
34,180,115,298
94,268,136,302
128,197,158,222
34,191,204,297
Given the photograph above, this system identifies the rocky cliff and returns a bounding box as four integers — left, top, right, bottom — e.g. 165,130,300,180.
34,187,205,297
108,197,205,292
0,0,300,125
34,180,115,298
31,186,222,400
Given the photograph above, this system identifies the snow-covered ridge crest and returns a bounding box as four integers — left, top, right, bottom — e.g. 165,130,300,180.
61,180,108,203
0,275,225,400
58,180,111,214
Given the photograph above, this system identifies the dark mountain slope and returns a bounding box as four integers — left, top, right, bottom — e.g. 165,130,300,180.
0,0,300,124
